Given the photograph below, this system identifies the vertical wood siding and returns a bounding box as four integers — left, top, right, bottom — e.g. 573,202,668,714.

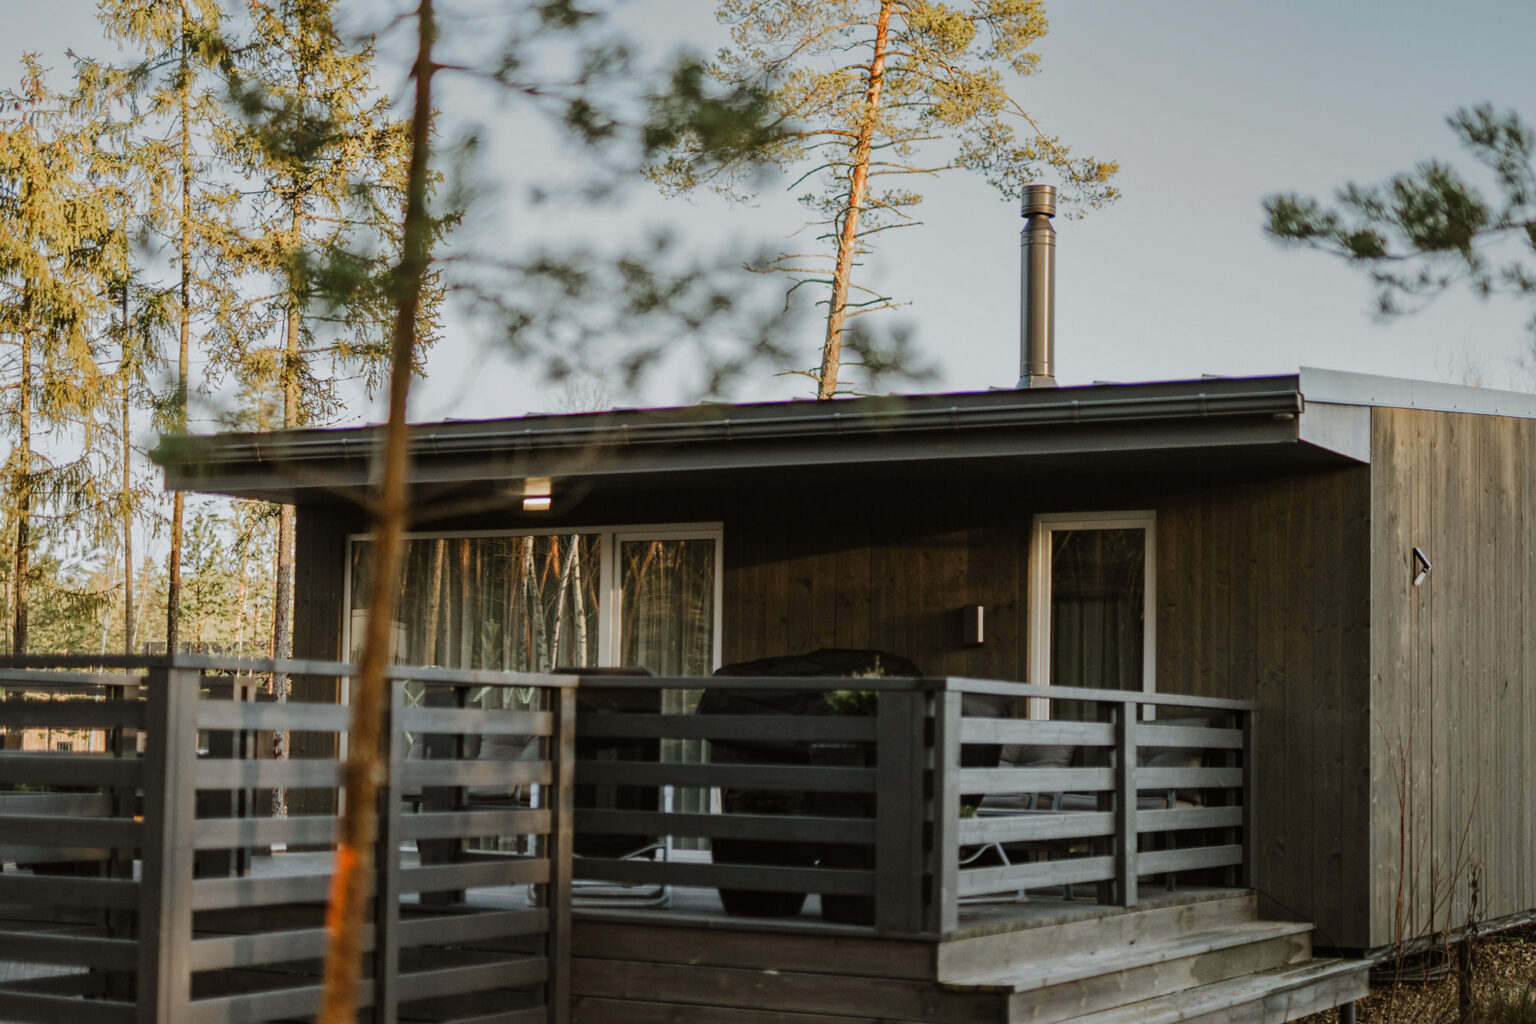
1369,407,1533,950
1154,468,1373,951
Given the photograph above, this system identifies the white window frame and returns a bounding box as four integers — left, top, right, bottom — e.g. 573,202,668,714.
342,521,725,673
1027,511,1156,716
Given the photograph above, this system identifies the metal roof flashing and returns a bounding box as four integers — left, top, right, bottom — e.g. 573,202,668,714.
1299,367,1536,418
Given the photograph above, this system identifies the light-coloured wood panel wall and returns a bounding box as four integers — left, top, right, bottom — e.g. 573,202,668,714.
1369,407,1533,950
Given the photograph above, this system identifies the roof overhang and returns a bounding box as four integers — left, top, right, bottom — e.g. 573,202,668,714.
160,373,1370,506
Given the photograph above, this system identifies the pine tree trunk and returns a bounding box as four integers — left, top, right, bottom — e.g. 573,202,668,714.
317,3,437,1017
166,12,192,656
271,204,302,818
121,289,134,656
816,0,893,401
12,330,31,656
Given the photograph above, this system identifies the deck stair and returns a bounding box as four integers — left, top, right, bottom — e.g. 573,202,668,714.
570,891,1367,1024
939,893,1368,1024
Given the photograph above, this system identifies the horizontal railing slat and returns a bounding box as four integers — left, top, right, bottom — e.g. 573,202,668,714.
958,766,1114,795
188,926,340,972
400,808,548,842
959,719,1114,746
0,874,138,910
192,872,332,911
0,792,114,816
0,753,141,788
960,811,1115,845
576,809,876,845
0,665,141,688
958,855,1118,896
196,758,341,789
0,815,140,848
187,979,374,1024
400,760,547,788
1137,766,1242,790
1137,844,1244,874
194,814,338,849
402,707,550,736
0,930,138,971
0,701,146,730
576,713,877,743
396,956,548,1002
576,761,876,793
398,908,549,947
1138,805,1244,832
400,857,548,894
1138,725,1243,749
576,857,874,896
196,701,350,732
0,991,135,1024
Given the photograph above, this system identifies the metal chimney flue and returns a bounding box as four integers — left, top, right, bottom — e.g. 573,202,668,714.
1017,184,1057,388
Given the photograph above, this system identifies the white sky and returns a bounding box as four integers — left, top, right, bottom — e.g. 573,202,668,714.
11,0,1536,427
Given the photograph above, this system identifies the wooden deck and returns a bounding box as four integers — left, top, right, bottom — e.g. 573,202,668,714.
1,853,1364,1024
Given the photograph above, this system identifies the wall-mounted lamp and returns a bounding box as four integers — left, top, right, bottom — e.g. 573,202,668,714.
1412,547,1432,587
962,604,985,646
523,476,552,512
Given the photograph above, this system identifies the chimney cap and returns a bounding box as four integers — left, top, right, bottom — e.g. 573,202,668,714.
1021,183,1057,217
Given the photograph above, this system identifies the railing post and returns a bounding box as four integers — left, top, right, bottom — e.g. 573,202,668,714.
546,683,576,1024
1113,699,1138,907
875,688,927,936
372,675,404,1024
1241,708,1256,890
931,689,962,936
137,664,198,1024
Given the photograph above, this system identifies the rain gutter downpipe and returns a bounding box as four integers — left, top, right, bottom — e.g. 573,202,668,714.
1017,184,1058,389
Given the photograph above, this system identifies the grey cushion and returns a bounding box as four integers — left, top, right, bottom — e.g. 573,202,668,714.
1138,717,1208,805
1000,743,1074,769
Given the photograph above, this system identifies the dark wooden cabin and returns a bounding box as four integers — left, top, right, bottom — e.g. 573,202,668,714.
164,366,1536,966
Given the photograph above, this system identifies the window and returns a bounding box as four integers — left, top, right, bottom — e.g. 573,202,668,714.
346,524,722,830
1028,512,1155,715
345,524,722,675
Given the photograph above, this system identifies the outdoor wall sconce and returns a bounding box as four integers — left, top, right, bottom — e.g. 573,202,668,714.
962,604,985,646
1412,547,1432,587
522,476,552,512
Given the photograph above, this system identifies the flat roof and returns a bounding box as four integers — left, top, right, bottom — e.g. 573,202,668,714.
160,367,1518,506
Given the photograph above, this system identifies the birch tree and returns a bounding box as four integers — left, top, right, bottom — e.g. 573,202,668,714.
652,0,1118,398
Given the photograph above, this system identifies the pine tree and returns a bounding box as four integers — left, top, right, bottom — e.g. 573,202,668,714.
1265,105,1536,347
72,53,173,658
96,0,244,655
651,0,1118,398
0,57,116,653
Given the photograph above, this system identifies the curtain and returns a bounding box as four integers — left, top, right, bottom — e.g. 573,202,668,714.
1048,528,1145,718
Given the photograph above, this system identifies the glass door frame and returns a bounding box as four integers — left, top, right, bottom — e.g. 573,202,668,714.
1026,510,1157,718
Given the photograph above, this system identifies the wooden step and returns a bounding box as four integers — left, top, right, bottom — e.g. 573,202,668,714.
946,920,1313,1023
936,891,1258,982
1050,958,1369,1024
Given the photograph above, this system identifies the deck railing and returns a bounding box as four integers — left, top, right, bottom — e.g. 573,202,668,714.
0,661,1254,1019
570,675,1254,938
0,655,577,1024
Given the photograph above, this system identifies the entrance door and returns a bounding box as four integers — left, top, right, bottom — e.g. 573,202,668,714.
1028,512,1155,716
